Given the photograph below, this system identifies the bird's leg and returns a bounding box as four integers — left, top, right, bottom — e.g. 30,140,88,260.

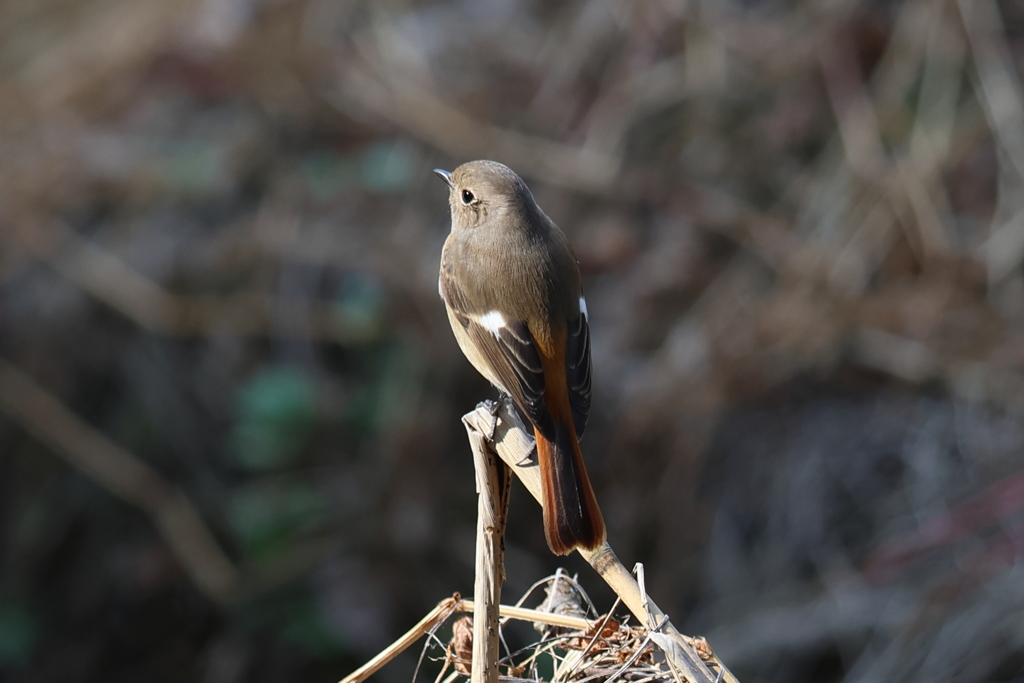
482,395,513,441
480,398,501,441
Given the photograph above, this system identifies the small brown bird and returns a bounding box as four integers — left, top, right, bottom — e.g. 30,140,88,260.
435,160,605,555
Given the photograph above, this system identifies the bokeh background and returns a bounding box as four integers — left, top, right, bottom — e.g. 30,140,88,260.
2,0,1024,681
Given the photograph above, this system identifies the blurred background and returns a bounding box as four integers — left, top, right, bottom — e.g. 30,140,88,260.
2,0,1024,681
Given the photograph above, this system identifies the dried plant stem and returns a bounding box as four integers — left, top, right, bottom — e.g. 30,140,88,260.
462,403,739,683
457,600,587,630
328,67,618,193
8,221,367,342
339,597,464,683
0,357,239,601
463,408,512,683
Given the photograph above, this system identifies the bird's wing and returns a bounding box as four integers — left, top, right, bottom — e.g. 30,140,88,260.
440,272,554,439
566,301,592,438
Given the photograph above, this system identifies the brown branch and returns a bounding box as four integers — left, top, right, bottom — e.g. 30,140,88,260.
338,596,464,683
463,409,511,683
462,403,740,683
10,221,370,342
326,44,619,193
0,357,239,602
819,32,950,263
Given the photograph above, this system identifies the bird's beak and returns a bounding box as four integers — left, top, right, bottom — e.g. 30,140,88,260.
433,168,454,188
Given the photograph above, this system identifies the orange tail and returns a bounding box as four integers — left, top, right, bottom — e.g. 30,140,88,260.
535,420,606,555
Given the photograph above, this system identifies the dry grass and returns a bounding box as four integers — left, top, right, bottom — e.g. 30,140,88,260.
343,572,722,683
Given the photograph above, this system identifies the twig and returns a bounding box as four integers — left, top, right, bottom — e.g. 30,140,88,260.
463,407,512,683
340,594,721,683
958,0,1024,185
325,26,619,193
0,357,239,602
462,403,739,683
339,597,603,683
339,597,464,683
605,626,659,683
458,601,590,630
959,0,1024,281
0,0,198,121
819,31,949,262
11,221,373,342
563,600,622,680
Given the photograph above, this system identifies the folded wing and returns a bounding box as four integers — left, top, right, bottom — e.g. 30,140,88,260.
440,274,554,439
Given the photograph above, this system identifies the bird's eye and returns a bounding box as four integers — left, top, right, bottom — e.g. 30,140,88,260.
461,189,475,204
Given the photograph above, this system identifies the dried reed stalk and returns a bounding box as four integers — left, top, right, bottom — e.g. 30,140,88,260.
462,409,512,683
462,402,738,683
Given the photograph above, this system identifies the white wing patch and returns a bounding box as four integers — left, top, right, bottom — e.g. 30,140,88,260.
579,296,589,319
476,310,507,335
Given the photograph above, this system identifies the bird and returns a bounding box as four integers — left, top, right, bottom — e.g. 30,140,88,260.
435,160,605,555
